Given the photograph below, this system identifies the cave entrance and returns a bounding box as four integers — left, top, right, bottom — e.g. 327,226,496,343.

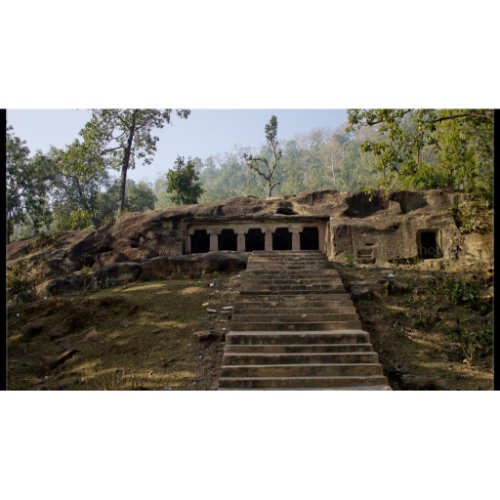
218,229,237,251
191,229,209,253
418,230,440,259
300,227,319,250
245,228,265,251
273,227,292,250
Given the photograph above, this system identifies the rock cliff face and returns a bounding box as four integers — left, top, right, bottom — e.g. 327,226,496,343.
6,189,493,297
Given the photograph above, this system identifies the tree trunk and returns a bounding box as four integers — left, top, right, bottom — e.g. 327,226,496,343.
74,177,89,212
331,164,336,185
118,113,137,214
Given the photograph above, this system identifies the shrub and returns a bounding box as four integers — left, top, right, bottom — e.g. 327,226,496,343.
68,210,94,230
444,276,481,307
447,320,493,362
345,253,355,266
447,201,488,234
428,274,481,308
7,263,36,304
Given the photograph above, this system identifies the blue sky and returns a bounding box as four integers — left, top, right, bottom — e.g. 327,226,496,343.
7,109,347,183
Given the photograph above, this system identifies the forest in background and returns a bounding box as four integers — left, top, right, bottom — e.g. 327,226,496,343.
6,109,493,241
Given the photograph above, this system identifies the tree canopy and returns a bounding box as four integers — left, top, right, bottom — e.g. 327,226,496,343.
346,109,493,198
6,126,54,241
166,156,204,205
49,139,110,229
81,109,190,213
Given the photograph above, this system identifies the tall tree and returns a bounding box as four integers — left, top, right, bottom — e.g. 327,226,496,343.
166,156,204,205
81,109,190,214
242,115,282,196
6,126,54,241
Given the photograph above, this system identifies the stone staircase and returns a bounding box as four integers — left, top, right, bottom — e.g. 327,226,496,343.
219,251,390,390
357,245,375,264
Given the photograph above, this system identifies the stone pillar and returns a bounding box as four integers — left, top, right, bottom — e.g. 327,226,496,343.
291,225,301,251
208,229,218,252
235,228,246,252
265,228,273,251
186,233,191,254
318,224,326,252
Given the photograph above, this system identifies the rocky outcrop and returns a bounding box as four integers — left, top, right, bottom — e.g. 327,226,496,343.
37,251,249,295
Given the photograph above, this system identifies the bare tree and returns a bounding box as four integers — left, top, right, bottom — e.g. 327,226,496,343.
243,115,282,196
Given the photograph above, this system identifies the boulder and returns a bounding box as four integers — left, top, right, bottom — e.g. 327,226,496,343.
194,330,218,342
91,250,127,270
83,327,99,341
351,286,374,300
92,262,142,288
38,275,85,296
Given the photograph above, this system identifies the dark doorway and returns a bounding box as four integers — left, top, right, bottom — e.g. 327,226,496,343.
300,227,319,250
418,230,440,259
191,230,209,253
245,228,265,251
273,227,292,250
218,229,237,251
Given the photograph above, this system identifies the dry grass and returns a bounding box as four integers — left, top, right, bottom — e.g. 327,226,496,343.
335,263,493,390
7,273,241,390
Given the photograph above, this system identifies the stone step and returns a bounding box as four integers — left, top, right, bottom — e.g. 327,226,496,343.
226,330,370,345
244,274,340,280
250,254,326,258
251,250,324,254
249,257,328,266
357,249,374,256
241,289,347,295
234,303,355,312
249,261,327,264
233,305,357,314
234,294,352,302
248,259,328,264
231,313,360,322
357,258,375,264
246,268,338,274
230,320,362,331
221,363,384,378
246,263,331,273
241,283,346,291
223,352,380,365
242,280,344,287
243,275,341,281
218,375,389,390
250,258,327,262
251,255,327,260
252,250,324,254
224,343,375,353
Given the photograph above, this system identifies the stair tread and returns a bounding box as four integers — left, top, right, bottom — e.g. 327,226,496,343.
224,351,376,356
222,363,382,368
